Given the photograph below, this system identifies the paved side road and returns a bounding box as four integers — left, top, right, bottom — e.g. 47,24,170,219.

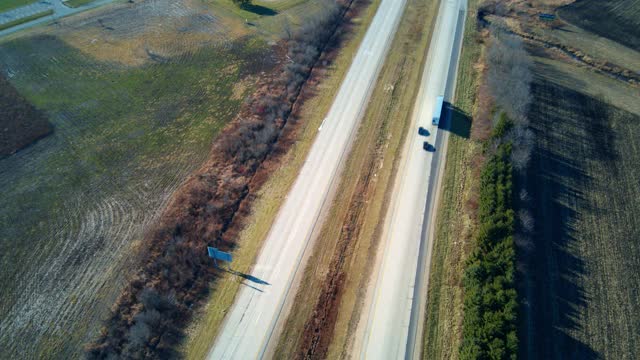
0,0,116,38
206,0,408,358
0,1,52,24
359,0,467,358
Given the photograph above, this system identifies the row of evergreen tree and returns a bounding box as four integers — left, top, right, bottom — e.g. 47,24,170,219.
460,116,518,359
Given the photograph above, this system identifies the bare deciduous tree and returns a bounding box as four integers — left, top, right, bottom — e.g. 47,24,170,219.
487,28,533,124
487,27,535,172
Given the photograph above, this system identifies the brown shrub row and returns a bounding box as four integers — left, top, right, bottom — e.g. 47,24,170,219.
85,1,352,358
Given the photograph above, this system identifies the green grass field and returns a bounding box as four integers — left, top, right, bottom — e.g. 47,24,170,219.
0,0,38,13
558,0,640,51
0,29,272,359
0,0,353,357
518,55,640,359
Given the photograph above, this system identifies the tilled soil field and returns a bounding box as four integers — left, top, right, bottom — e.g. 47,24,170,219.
558,0,640,51
520,56,640,359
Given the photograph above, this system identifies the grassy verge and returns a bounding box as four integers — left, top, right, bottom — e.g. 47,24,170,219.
273,0,440,357
179,1,380,358
0,9,53,31
63,0,96,8
0,0,38,13
422,0,484,358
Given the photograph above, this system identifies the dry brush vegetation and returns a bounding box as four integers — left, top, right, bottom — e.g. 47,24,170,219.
85,1,360,357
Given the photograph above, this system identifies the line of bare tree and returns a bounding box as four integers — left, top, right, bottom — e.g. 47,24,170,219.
487,24,536,295
85,1,349,358
487,26,534,172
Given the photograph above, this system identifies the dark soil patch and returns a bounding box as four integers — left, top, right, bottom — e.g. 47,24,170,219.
518,61,640,359
558,0,640,51
0,74,52,157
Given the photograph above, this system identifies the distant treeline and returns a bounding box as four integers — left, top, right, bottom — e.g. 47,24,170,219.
85,1,351,358
0,73,52,157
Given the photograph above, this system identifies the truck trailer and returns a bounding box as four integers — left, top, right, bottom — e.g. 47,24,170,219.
432,95,444,126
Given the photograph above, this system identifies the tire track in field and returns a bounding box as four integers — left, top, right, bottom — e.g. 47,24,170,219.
0,1,237,355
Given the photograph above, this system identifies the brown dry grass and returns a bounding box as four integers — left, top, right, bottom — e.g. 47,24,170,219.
59,1,245,66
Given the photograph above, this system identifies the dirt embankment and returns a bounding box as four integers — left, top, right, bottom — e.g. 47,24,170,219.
296,79,378,359
85,0,364,358
0,73,52,157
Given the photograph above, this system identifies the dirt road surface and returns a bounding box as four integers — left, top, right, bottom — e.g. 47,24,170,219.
359,0,467,358
206,0,408,358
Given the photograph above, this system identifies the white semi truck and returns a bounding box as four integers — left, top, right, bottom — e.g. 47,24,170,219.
432,95,444,126
419,95,444,152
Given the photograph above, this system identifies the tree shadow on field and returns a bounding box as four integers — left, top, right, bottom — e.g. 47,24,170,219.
240,3,278,16
516,69,614,360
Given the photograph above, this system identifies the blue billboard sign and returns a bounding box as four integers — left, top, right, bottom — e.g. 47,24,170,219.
208,247,233,262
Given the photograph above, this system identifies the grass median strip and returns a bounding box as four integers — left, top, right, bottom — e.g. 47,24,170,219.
63,0,96,8
0,9,53,31
273,0,440,357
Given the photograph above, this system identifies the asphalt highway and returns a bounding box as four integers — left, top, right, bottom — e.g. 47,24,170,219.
207,0,408,358
359,0,467,358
